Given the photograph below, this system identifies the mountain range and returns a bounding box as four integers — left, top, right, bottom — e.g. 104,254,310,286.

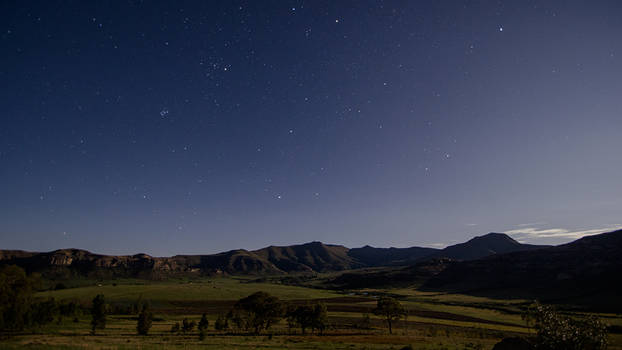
3,229,621,309
0,232,545,278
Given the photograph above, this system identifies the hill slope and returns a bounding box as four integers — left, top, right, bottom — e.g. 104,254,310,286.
252,241,362,272
425,232,548,261
347,245,438,266
423,229,622,309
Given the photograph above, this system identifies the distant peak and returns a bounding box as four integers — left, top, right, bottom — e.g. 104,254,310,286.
303,241,325,247
472,232,517,242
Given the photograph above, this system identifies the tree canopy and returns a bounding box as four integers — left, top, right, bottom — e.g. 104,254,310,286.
232,291,283,334
373,296,406,334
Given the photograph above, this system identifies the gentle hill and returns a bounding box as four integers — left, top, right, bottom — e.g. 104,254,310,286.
423,229,622,310
173,249,282,275
347,245,438,266
326,258,453,289
425,232,548,261
252,241,362,272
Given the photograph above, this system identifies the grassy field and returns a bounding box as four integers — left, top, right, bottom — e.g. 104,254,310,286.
2,277,621,349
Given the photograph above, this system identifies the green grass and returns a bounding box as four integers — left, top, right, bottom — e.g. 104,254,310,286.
1,277,619,349
36,277,341,305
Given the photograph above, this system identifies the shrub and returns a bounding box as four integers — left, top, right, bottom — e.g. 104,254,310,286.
214,314,229,331
90,294,106,334
136,304,153,335
182,318,196,333
523,301,608,350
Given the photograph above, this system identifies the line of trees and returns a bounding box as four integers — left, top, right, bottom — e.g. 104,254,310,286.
2,265,406,337
168,291,330,336
0,265,79,331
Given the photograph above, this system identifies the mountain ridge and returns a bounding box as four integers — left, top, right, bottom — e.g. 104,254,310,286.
0,232,547,278
422,229,622,310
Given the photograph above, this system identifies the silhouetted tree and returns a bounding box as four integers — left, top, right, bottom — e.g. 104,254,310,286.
198,312,209,340
359,313,372,329
0,265,34,330
214,314,229,331
233,291,283,334
31,298,58,326
285,302,328,335
90,294,106,334
182,318,195,333
373,296,406,334
59,300,78,318
286,304,312,334
310,302,328,335
136,304,153,335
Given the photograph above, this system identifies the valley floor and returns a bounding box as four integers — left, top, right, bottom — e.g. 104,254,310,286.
2,277,621,349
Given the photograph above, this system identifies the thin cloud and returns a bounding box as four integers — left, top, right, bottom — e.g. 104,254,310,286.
505,226,621,242
516,222,547,227
427,243,446,248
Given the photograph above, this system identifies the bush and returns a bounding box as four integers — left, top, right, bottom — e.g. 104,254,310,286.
182,318,196,333
523,302,608,350
0,265,35,330
136,304,153,335
198,313,209,331
214,314,229,331
359,313,372,329
90,294,106,334
31,298,58,326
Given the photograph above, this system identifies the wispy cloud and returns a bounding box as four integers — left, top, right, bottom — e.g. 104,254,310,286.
516,222,547,227
505,225,621,243
427,243,446,248
465,223,478,227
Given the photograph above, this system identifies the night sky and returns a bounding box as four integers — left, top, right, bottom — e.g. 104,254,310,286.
2,1,621,256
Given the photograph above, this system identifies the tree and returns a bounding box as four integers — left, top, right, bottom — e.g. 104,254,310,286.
182,318,196,333
373,296,406,334
233,291,283,334
198,313,209,340
198,313,209,331
310,302,328,335
285,302,328,335
214,314,229,331
0,265,34,330
31,298,58,326
136,304,153,335
523,301,608,350
90,294,106,334
286,304,313,334
359,313,372,330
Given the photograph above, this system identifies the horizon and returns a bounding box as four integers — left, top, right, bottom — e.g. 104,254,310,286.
2,1,622,256
3,226,621,257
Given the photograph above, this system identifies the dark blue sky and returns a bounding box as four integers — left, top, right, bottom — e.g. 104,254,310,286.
2,1,621,255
